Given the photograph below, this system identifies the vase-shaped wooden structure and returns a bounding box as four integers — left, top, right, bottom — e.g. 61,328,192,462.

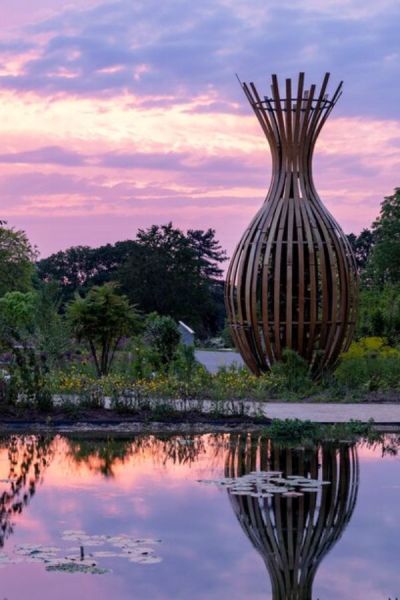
225,73,358,375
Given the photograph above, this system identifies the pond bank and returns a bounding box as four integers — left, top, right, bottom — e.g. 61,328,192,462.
2,401,400,433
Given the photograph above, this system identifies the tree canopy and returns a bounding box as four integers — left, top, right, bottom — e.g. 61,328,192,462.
37,223,227,336
117,224,226,335
37,241,136,302
366,188,400,285
67,283,141,376
347,228,375,273
0,222,36,297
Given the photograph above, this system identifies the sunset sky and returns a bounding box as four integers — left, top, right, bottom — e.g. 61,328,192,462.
1,0,400,259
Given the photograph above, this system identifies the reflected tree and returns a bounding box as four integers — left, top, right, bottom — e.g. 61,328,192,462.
0,435,54,547
66,437,135,478
225,434,359,600
66,434,208,477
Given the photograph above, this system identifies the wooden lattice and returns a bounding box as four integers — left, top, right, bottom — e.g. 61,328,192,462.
225,73,358,375
226,434,359,600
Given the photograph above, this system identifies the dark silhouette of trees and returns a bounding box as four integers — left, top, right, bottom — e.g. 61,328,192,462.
37,224,227,336
347,228,375,273
117,223,226,335
37,241,136,303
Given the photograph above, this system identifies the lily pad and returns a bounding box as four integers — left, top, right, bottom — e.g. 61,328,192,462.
46,562,110,574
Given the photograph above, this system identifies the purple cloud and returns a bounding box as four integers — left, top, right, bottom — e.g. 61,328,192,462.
0,146,85,166
0,0,398,116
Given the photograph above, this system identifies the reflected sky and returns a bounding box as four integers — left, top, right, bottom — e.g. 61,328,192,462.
0,433,399,600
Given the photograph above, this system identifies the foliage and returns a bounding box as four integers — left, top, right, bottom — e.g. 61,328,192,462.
7,347,52,410
36,241,137,304
37,224,227,337
143,313,181,367
0,222,37,297
263,349,314,397
266,418,378,446
365,188,400,285
347,228,375,273
117,223,226,336
169,344,199,381
335,337,400,390
356,284,400,343
0,290,37,336
67,283,141,376
0,291,53,407
220,320,234,348
34,282,72,367
47,354,314,405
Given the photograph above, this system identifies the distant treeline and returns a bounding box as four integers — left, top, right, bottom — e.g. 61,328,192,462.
36,222,227,338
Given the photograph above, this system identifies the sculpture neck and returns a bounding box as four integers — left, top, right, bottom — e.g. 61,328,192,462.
241,73,343,202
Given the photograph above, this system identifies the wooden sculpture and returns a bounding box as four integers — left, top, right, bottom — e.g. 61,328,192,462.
226,434,359,600
225,73,358,375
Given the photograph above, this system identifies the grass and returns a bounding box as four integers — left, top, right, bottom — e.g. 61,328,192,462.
265,418,380,446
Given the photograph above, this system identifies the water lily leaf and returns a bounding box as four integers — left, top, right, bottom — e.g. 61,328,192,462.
46,562,109,574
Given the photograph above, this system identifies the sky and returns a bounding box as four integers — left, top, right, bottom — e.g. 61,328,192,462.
0,0,400,259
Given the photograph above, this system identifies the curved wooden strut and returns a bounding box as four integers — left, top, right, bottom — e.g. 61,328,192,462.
225,72,358,375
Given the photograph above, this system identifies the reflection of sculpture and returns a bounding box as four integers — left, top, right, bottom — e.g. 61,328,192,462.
225,73,358,375
226,434,359,600
0,435,54,547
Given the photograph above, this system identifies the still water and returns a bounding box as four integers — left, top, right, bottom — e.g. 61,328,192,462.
0,432,399,600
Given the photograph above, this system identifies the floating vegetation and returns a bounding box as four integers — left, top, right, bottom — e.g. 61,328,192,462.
0,531,162,574
46,563,109,574
198,471,331,498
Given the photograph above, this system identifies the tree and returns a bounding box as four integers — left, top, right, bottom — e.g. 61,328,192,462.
0,222,36,297
0,291,50,405
34,281,71,367
117,223,227,336
36,241,136,303
186,228,226,279
346,228,375,273
356,284,400,343
366,188,400,285
0,290,37,344
36,224,228,336
67,283,141,376
143,313,180,366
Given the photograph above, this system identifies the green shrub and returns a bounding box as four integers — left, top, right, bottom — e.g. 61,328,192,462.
260,349,315,397
143,313,180,367
335,337,400,390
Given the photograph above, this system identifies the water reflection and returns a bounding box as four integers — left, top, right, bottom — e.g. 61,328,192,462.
66,434,209,477
225,434,359,600
0,432,211,540
0,435,54,547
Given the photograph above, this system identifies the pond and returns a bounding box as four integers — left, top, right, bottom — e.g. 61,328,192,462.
0,431,399,600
